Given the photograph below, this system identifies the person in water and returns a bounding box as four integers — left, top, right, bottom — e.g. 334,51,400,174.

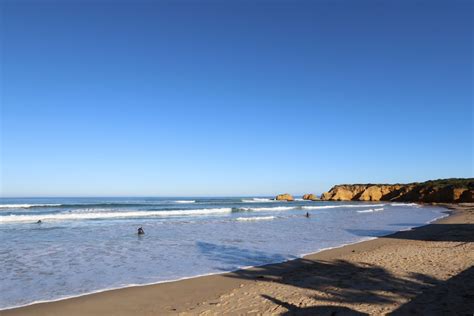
305,212,310,218
37,220,42,224
137,227,145,235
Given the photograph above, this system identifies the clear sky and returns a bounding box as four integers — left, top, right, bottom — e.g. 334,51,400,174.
1,0,472,197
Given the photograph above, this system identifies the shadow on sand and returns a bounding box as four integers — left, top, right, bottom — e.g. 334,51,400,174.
347,223,474,242
378,223,474,242
262,295,369,316
391,265,474,315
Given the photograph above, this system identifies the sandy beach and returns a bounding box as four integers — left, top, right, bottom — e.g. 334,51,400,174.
3,0,472,313
2,203,473,316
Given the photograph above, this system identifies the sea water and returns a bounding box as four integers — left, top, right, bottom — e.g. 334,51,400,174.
0,197,447,309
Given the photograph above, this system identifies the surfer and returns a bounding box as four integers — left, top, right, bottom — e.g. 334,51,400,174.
37,220,42,224
305,212,310,218
137,227,145,235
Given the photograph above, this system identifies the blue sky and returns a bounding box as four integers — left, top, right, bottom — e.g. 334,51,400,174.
1,0,472,197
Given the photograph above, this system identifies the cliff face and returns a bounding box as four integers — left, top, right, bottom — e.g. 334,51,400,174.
320,178,473,203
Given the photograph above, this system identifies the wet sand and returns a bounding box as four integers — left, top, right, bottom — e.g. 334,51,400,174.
2,203,473,315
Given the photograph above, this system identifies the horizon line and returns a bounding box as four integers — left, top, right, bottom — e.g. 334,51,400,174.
0,194,321,199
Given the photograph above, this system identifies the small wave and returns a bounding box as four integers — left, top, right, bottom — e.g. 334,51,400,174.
238,206,297,212
302,206,336,210
0,201,202,209
0,204,62,209
0,208,233,223
302,204,385,210
0,203,162,209
357,208,384,213
241,198,276,203
235,216,276,222
390,203,420,207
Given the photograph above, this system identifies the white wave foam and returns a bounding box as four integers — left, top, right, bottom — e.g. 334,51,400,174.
173,200,196,204
302,206,336,210
357,208,384,213
239,206,297,212
236,216,276,222
241,198,276,203
390,203,420,207
0,204,61,209
70,208,121,214
302,204,385,210
0,208,232,223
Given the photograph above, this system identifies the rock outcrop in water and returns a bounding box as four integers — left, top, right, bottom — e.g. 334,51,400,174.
275,193,294,201
303,194,319,201
320,178,473,203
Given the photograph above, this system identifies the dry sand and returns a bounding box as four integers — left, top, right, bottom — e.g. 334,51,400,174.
2,203,473,316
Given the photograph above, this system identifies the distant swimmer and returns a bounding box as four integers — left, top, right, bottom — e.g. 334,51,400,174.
137,227,145,235
37,220,42,224
305,212,310,218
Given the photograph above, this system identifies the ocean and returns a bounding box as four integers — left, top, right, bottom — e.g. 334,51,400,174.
0,197,447,309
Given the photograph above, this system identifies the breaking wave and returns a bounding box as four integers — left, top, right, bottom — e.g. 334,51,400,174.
241,198,276,203
390,203,420,207
0,208,233,223
235,216,276,222
357,208,384,213
238,206,297,212
0,204,62,209
302,204,385,210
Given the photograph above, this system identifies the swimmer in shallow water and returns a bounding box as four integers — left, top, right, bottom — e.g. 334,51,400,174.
137,227,145,235
305,212,310,218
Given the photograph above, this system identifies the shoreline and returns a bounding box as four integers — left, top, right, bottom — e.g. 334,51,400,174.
1,203,472,315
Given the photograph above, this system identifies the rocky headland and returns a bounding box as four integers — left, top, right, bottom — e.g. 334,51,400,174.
320,178,473,203
275,178,473,203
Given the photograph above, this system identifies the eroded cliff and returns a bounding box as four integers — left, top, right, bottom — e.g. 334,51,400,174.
320,178,473,203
